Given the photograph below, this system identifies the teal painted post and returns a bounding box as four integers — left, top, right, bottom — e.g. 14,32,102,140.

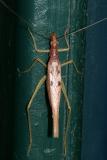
82,0,107,160
13,0,86,159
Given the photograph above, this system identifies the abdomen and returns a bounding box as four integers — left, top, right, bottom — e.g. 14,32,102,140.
47,59,61,137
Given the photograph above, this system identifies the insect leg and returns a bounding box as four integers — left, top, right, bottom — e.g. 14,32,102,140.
17,58,47,75
28,28,50,53
61,79,71,157
27,75,46,155
58,29,69,52
61,60,81,74
33,58,47,68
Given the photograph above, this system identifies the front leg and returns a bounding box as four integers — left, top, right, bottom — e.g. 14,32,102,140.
58,28,70,53
28,28,50,53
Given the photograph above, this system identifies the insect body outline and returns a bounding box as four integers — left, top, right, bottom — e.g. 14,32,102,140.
0,0,107,158
0,0,81,156
22,29,80,156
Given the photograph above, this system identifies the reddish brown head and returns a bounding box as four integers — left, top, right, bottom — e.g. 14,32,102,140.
49,32,58,58
50,32,58,49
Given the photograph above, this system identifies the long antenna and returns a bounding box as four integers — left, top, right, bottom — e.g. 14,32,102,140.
0,0,107,39
0,0,30,27
0,0,49,39
58,17,107,39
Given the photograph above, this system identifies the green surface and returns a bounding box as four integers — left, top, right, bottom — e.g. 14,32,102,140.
0,0,86,160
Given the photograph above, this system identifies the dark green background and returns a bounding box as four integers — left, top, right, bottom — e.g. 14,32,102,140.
0,0,107,160
82,0,107,160
0,0,15,159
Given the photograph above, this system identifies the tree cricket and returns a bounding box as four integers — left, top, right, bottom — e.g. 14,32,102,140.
20,29,80,155
0,0,107,158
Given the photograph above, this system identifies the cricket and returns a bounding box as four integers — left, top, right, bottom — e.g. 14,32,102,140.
0,0,107,158
22,29,80,155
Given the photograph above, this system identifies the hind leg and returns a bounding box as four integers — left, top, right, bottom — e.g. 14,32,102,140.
61,80,71,157
27,75,46,155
